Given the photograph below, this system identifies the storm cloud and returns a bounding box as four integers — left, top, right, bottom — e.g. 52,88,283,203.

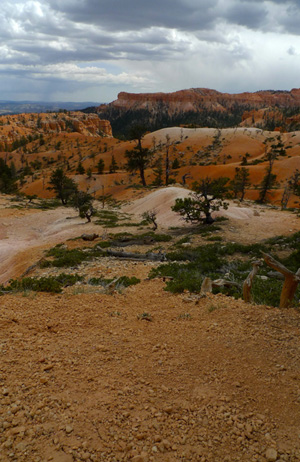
0,0,300,101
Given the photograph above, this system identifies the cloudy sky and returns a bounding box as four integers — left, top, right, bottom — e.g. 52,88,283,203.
1,0,300,102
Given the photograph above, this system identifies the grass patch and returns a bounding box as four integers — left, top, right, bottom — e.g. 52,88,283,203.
41,243,107,268
0,273,83,294
178,313,192,320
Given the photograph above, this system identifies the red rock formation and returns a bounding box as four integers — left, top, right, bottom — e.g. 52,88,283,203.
0,112,112,149
98,88,300,116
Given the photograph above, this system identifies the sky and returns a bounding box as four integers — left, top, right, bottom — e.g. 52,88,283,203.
1,0,300,102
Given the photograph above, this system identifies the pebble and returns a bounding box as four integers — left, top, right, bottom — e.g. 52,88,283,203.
265,448,278,461
132,453,148,462
65,425,73,434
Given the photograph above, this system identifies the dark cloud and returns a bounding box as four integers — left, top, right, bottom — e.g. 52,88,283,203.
48,0,219,32
224,1,268,29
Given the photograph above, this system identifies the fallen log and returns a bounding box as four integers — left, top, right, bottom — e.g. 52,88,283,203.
200,277,240,295
110,237,155,247
106,249,166,262
262,252,300,308
212,279,240,288
243,260,262,303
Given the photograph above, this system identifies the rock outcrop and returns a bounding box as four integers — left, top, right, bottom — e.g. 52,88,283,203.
99,88,300,113
95,88,300,135
0,112,112,149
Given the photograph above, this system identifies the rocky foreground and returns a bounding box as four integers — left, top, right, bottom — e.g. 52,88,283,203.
1,278,300,462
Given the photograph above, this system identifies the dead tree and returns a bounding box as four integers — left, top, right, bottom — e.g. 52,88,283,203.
243,260,262,303
200,277,240,295
262,253,300,308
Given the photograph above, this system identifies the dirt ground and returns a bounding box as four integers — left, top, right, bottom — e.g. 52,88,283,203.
1,284,300,462
1,192,300,462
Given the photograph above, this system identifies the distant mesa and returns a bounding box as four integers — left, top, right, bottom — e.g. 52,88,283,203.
91,88,300,136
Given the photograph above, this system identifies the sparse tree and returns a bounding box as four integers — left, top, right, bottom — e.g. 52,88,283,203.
289,169,300,196
172,158,180,170
257,137,285,203
109,155,118,173
125,124,151,186
76,161,85,175
172,177,229,225
230,167,250,202
48,168,78,205
165,134,171,185
97,158,105,174
71,191,95,223
0,158,18,193
142,210,158,231
152,156,164,186
86,167,92,179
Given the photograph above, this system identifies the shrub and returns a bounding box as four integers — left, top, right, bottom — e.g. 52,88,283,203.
0,274,83,294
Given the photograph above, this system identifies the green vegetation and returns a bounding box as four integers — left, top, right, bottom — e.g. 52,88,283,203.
0,158,18,194
95,209,123,227
172,177,229,224
41,244,105,268
0,273,83,295
149,232,300,307
48,167,78,205
125,124,151,186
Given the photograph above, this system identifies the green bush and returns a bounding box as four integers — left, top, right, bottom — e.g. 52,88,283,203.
0,273,83,294
43,244,105,268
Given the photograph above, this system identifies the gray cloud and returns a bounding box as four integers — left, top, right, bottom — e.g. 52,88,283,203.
48,0,219,32
0,0,299,101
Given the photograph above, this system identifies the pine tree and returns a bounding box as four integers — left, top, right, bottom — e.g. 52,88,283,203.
76,162,85,175
97,159,105,174
230,167,250,202
109,155,118,173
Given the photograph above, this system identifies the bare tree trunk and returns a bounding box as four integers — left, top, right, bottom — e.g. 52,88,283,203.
243,261,262,303
262,252,300,308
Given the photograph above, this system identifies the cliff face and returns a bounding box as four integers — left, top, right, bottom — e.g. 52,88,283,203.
99,88,300,113
96,88,300,135
0,112,112,149
36,112,112,137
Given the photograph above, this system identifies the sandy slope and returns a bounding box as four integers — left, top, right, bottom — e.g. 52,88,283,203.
0,205,102,284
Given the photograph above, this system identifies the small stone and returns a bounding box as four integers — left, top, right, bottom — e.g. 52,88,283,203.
65,425,73,434
265,448,278,461
162,439,171,449
132,453,148,462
